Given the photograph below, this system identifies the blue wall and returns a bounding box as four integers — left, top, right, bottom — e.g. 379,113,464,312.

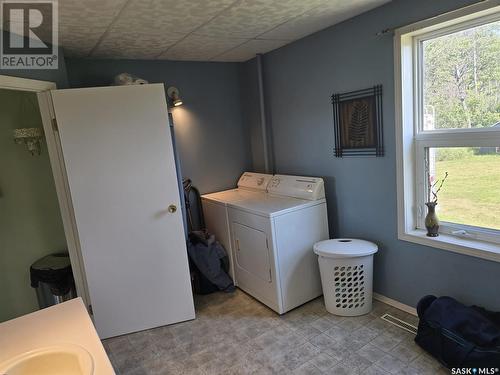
239,58,275,173
260,0,500,309
66,58,251,194
239,59,266,172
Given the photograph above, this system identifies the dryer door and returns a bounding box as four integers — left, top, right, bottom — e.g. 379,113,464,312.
229,208,281,313
233,222,271,283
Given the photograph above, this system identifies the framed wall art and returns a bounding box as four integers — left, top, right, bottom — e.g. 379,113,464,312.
331,85,384,157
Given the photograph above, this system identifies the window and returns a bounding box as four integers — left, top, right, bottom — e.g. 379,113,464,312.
421,21,500,131
395,3,500,261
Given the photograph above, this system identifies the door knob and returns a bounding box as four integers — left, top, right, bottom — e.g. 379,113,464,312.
168,204,177,213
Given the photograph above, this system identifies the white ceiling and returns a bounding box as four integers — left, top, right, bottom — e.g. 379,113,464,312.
57,0,390,62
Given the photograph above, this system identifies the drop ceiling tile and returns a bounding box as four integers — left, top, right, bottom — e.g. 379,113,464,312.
159,34,246,61
60,36,100,58
260,0,391,40
195,0,326,39
213,39,289,62
59,0,127,28
59,23,104,57
92,28,185,59
58,0,129,56
55,0,391,60
110,0,237,35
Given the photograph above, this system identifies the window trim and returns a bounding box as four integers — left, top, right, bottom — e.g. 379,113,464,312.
395,2,500,262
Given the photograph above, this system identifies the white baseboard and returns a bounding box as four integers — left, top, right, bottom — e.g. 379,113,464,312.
373,292,417,316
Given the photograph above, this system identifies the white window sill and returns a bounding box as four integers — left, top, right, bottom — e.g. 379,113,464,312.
399,230,500,263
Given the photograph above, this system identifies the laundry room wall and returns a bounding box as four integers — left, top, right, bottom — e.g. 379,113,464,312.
66,59,252,195
252,0,500,310
239,58,272,173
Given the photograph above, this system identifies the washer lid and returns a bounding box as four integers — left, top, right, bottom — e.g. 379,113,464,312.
227,194,325,217
313,239,378,258
201,188,264,204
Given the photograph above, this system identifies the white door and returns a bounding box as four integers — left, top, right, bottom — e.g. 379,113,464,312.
49,84,195,339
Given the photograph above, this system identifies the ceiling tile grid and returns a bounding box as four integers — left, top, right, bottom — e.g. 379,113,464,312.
59,24,107,58
193,0,325,39
159,34,247,61
260,0,390,41
92,28,185,59
109,0,237,35
214,38,290,62
58,0,128,27
48,0,391,62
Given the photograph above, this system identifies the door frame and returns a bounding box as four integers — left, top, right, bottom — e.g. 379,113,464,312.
0,74,90,309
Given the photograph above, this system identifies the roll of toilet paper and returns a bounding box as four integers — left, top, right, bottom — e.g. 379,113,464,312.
133,78,148,85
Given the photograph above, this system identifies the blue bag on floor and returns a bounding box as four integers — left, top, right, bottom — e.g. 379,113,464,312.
187,231,235,294
415,295,500,368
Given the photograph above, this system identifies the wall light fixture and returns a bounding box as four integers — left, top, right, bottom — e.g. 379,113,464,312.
167,86,183,107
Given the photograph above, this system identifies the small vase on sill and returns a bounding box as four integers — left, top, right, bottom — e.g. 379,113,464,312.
425,202,439,237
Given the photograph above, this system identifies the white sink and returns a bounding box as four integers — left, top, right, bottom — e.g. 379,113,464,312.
0,344,94,375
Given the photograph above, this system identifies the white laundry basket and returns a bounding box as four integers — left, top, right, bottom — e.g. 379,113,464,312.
314,239,378,316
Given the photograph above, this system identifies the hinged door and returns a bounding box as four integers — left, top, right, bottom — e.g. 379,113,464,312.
49,84,194,338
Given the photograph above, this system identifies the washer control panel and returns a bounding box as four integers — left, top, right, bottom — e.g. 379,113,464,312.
237,172,273,191
268,174,325,200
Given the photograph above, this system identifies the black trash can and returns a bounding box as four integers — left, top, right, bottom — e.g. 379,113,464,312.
30,252,76,309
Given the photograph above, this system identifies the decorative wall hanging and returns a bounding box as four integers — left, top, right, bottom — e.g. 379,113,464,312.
13,127,44,156
13,94,45,156
331,85,384,157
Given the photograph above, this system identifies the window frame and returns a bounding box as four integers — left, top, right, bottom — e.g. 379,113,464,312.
395,2,500,262
415,140,500,244
414,11,500,136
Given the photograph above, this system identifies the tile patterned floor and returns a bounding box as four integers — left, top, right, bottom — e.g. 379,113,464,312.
103,290,447,374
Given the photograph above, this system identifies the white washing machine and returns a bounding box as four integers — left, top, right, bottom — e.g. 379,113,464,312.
227,174,329,314
201,172,273,283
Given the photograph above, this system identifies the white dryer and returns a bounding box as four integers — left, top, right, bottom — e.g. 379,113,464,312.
201,172,273,283
227,174,329,314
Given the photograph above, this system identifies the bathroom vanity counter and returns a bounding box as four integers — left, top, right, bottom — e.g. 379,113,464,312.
0,297,115,374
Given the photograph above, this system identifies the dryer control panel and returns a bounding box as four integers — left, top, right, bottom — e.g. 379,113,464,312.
268,174,325,200
237,172,273,191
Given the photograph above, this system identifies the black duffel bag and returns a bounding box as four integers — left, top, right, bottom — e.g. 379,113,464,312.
415,295,500,368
